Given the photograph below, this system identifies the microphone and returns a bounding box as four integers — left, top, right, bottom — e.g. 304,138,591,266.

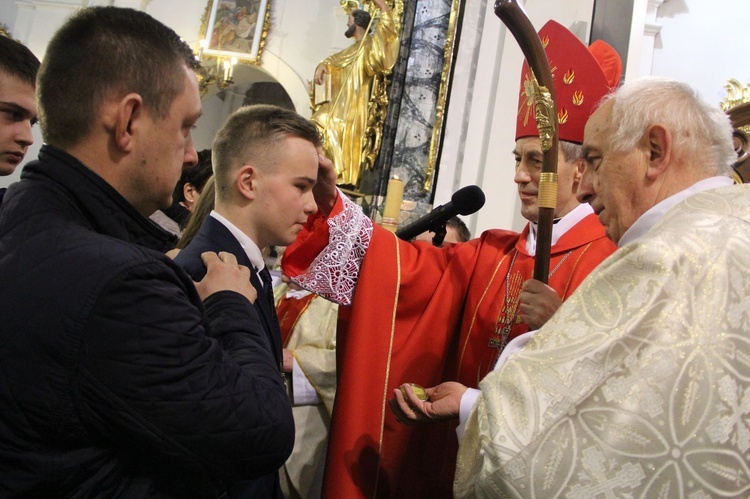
395,185,485,241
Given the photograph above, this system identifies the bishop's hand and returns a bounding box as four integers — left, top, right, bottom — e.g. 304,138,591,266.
519,278,561,330
313,149,338,216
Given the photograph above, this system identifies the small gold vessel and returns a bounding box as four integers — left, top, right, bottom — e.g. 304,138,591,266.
400,383,429,401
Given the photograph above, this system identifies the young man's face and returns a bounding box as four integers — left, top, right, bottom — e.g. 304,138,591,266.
0,71,37,176
513,136,581,224
252,136,319,248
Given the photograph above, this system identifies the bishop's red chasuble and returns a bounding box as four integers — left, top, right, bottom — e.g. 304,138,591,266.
283,196,616,498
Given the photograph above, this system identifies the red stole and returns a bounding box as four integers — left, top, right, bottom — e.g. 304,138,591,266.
276,292,316,347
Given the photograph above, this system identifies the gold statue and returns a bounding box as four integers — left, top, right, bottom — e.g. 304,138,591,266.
722,78,750,182
310,0,401,189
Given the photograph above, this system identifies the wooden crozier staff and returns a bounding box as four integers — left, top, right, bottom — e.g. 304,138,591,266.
495,0,558,282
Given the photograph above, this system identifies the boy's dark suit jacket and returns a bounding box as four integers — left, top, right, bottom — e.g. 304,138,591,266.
174,215,286,499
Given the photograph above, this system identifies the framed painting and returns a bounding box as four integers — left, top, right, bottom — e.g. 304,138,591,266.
199,0,271,64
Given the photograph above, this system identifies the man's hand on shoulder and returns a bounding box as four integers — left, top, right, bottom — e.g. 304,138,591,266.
194,251,257,304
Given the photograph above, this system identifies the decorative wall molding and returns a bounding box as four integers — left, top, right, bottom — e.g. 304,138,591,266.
645,0,667,35
15,0,82,11
627,0,669,79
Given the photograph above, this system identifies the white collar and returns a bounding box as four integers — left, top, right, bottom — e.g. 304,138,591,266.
618,176,734,247
527,203,594,256
209,210,266,272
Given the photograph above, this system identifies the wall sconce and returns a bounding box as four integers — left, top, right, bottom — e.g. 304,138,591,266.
195,38,238,96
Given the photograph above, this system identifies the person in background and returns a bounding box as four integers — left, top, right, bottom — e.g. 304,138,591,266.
282,20,620,498
452,76,745,498
414,215,472,245
0,34,40,204
175,175,215,250
0,7,293,496
151,148,213,237
274,264,338,499
174,104,322,498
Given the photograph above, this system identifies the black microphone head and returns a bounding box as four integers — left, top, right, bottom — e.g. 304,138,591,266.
451,185,485,215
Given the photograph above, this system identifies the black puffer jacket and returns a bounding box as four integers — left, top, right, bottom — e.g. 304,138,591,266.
0,146,294,497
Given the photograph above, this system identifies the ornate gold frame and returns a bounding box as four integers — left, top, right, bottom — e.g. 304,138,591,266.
424,0,463,192
197,0,272,65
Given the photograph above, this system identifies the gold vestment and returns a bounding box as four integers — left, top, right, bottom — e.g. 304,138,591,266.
274,284,338,499
455,184,750,498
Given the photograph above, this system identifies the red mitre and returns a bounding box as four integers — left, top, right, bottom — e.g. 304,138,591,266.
515,20,622,144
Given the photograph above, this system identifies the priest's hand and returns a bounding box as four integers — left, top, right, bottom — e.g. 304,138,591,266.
390,382,467,425
313,149,338,216
519,278,561,330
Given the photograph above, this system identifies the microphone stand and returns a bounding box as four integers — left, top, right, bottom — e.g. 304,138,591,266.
431,224,447,247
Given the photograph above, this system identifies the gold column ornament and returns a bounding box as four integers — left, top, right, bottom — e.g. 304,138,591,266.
722,78,750,183
424,0,463,192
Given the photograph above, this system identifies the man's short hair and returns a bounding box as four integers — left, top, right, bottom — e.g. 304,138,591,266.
351,9,372,30
37,6,199,150
0,36,40,86
173,149,213,204
212,105,321,200
559,140,584,164
446,216,471,242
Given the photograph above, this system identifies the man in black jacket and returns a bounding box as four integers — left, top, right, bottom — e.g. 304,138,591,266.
175,104,322,498
0,7,294,497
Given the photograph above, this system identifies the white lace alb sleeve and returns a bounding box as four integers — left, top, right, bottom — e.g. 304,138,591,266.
295,193,373,305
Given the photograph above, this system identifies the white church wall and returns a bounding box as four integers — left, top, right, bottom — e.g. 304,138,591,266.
649,0,750,107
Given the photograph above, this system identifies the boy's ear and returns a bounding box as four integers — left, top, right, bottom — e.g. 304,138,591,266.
236,163,257,200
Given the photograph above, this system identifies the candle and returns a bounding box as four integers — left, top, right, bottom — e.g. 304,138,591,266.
197,38,207,60
229,57,238,79
222,59,231,81
383,176,404,221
